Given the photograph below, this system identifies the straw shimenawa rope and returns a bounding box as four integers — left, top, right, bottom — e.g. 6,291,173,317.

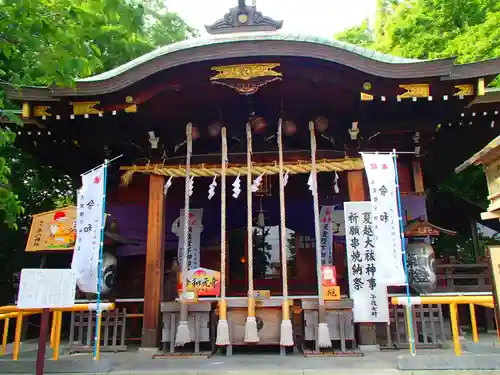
216,126,230,346
120,158,364,185
309,121,332,349
278,118,294,347
175,122,193,347
244,122,259,343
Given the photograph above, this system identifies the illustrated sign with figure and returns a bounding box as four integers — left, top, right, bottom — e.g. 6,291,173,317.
344,201,389,323
26,207,77,252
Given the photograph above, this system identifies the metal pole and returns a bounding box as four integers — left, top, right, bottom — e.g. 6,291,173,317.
93,160,109,360
35,308,50,375
81,154,122,176
393,149,416,356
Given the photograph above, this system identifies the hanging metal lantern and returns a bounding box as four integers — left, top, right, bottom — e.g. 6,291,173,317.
283,119,297,136
250,116,267,134
191,125,201,140
314,116,328,133
208,121,222,137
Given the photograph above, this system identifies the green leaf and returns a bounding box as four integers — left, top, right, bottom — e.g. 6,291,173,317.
90,43,102,57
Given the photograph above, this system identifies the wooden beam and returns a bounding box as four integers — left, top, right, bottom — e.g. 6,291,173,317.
481,211,500,220
412,159,425,194
142,174,166,348
347,170,367,201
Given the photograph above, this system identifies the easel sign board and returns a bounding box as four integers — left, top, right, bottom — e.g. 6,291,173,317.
488,245,500,327
17,269,76,309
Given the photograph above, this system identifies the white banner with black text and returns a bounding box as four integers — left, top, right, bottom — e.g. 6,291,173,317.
172,208,203,269
362,153,406,286
344,201,389,323
319,206,334,265
71,166,106,293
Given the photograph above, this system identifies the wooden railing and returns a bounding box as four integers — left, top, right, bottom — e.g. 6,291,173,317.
435,263,491,293
74,298,144,345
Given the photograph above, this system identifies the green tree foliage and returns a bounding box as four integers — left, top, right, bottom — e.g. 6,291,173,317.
334,19,373,47
335,0,500,260
0,0,196,85
0,0,195,302
0,0,195,225
335,0,500,72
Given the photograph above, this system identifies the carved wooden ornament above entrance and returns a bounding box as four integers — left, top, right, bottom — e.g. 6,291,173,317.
205,0,283,35
210,63,283,95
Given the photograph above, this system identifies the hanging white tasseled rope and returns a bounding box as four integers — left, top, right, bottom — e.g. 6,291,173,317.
216,126,230,346
278,118,294,347
175,122,193,347
244,122,259,343
309,121,332,349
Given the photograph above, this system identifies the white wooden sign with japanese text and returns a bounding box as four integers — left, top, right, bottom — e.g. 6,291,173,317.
344,201,389,323
17,269,76,309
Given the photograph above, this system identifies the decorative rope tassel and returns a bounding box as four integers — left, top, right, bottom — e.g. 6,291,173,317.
244,122,259,343
309,121,332,349
277,118,294,347
175,122,193,347
216,126,230,347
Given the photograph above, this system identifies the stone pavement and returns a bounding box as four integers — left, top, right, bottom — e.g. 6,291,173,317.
3,338,500,374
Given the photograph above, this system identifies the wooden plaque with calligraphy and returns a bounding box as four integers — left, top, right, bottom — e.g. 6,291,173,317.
26,206,77,252
322,285,341,301
178,268,221,297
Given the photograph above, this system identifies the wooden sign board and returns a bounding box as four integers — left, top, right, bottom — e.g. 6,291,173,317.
322,286,341,301
26,207,77,252
322,265,337,286
180,291,198,303
253,290,271,299
17,269,76,309
485,159,500,213
178,268,221,297
488,245,500,329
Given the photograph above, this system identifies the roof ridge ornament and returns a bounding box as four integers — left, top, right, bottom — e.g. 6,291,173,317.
205,0,283,35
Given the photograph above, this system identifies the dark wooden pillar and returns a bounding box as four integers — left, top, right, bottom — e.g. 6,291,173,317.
412,160,425,194
470,218,480,261
142,174,166,348
347,170,378,346
347,170,366,201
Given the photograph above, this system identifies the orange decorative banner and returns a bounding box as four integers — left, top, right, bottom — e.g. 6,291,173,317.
26,207,77,252
178,268,221,297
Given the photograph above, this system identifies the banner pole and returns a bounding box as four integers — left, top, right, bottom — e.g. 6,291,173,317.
93,159,109,360
392,149,416,356
81,154,122,176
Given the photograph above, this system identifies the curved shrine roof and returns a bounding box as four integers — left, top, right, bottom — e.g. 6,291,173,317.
3,30,499,100
78,31,423,83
